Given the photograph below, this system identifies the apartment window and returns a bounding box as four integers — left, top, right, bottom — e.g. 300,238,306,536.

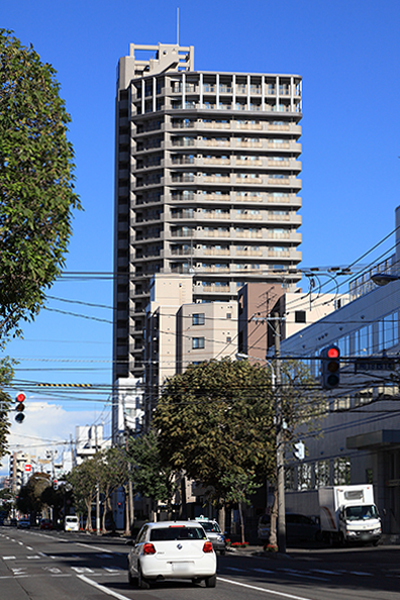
297,463,312,491
192,337,205,349
192,313,205,326
334,457,350,485
295,311,306,324
315,460,330,488
226,336,231,343
226,313,232,319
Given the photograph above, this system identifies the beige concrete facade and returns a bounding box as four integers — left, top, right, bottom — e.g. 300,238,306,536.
238,282,342,361
113,42,303,385
144,273,238,421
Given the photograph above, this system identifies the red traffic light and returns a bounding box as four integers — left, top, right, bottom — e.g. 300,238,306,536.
327,347,339,359
16,392,26,403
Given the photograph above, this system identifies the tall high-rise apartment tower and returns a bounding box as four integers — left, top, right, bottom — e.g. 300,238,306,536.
113,43,302,382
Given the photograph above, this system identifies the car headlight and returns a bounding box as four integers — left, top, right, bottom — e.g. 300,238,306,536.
347,530,357,536
216,535,224,542
372,528,381,535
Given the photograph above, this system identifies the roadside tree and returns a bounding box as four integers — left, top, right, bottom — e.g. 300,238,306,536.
0,358,13,461
67,458,98,532
0,29,81,341
127,431,178,522
153,358,276,507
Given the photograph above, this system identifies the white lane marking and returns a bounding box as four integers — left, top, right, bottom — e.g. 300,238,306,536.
3,556,16,560
103,566,123,572
27,555,42,559
311,569,340,575
279,568,327,582
253,568,275,574
71,566,94,574
349,571,373,576
12,568,26,576
18,541,24,546
26,546,33,550
43,566,62,574
78,574,133,600
218,577,318,600
76,542,114,554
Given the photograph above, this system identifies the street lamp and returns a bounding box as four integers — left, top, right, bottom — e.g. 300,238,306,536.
371,273,400,286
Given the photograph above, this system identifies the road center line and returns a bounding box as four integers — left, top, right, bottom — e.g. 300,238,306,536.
77,574,132,600
76,543,114,554
217,577,318,600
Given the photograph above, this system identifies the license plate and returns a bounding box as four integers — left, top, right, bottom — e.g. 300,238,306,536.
172,562,192,574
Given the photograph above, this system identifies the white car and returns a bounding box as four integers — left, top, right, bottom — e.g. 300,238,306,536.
127,520,217,589
64,515,79,532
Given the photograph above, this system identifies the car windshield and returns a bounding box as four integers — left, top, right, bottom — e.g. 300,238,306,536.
199,522,221,533
345,505,378,521
150,526,206,541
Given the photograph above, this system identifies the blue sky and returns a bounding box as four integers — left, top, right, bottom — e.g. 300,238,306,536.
1,0,400,472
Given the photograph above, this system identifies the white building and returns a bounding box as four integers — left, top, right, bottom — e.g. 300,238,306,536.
279,207,400,536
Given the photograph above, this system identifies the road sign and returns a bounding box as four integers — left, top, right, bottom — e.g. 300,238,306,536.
355,358,396,373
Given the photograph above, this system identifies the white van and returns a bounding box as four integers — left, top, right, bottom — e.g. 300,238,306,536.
64,515,79,532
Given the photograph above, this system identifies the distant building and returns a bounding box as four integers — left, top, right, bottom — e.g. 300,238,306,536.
75,424,110,464
111,378,145,444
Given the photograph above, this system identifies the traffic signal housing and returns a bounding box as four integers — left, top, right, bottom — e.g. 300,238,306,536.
15,391,26,423
321,345,340,389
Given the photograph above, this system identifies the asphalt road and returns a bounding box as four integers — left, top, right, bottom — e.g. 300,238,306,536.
1,526,400,600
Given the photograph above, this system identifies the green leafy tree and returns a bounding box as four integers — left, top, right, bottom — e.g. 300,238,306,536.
0,357,13,461
153,358,276,504
98,447,128,533
16,473,51,520
66,458,98,531
220,472,261,544
0,29,81,340
153,357,323,543
127,431,178,522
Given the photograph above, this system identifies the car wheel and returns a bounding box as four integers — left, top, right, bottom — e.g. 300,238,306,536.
205,574,217,588
128,569,137,586
138,564,150,590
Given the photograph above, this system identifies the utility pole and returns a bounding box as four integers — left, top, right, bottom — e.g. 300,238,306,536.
272,312,286,553
95,426,101,536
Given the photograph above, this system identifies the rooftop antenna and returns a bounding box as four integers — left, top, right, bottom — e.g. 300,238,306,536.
177,7,180,45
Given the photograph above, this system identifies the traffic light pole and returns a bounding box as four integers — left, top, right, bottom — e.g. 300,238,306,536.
272,313,286,554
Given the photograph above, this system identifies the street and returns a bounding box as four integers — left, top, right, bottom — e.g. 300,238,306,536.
1,526,400,600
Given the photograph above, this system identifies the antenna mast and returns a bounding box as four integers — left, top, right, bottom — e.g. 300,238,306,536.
177,7,180,45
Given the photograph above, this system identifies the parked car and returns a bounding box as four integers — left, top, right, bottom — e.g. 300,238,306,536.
17,518,31,529
127,520,217,589
194,516,226,554
40,518,53,530
258,513,321,543
64,515,80,532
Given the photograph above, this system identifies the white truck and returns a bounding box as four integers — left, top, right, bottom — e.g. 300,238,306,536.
318,485,381,545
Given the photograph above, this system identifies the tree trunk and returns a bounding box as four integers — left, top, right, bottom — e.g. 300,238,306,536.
238,502,245,544
219,505,226,534
85,498,93,532
124,485,130,536
268,490,278,548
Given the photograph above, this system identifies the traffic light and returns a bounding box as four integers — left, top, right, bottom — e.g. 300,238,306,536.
15,391,26,423
321,345,340,389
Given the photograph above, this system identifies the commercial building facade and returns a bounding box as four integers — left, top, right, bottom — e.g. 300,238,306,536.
280,207,400,535
113,42,303,388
